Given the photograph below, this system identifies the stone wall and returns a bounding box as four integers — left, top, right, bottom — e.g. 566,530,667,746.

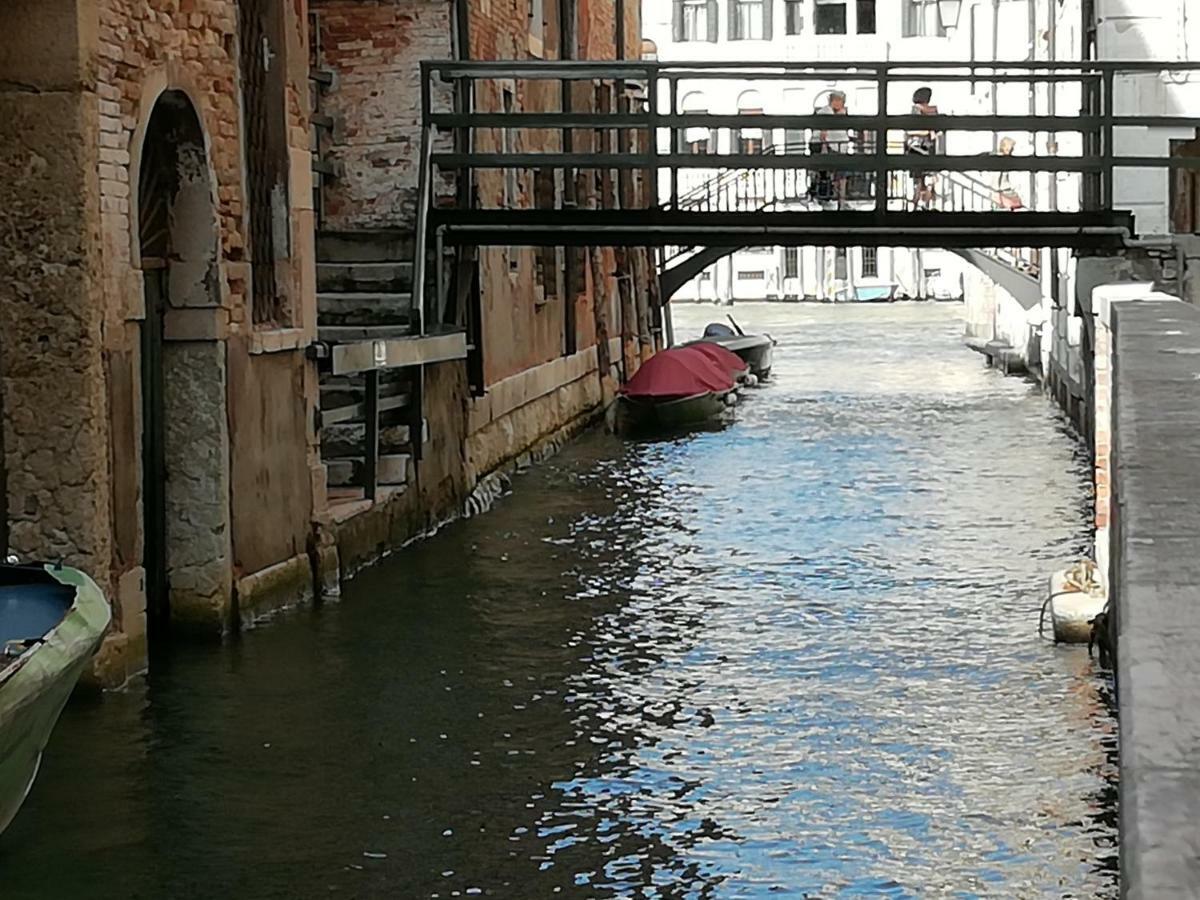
0,0,113,579
1103,288,1200,896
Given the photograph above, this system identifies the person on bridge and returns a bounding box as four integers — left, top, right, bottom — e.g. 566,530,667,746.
906,87,938,210
812,90,851,207
994,137,1023,209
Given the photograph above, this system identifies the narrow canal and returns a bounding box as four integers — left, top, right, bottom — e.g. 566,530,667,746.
2,303,1116,898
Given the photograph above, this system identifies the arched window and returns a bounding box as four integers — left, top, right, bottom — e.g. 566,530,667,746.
680,92,714,154
736,90,767,155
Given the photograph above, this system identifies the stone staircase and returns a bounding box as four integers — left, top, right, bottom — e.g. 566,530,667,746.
316,230,424,495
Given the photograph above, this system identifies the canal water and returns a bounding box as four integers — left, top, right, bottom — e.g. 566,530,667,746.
2,303,1116,898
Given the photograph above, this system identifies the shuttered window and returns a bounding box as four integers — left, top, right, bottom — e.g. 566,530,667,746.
239,0,291,325
674,0,718,42
730,0,772,40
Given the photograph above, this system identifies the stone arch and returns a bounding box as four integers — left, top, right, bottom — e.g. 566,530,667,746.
136,90,232,639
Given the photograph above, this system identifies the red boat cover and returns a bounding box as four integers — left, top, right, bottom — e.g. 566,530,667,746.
685,341,749,378
619,347,735,398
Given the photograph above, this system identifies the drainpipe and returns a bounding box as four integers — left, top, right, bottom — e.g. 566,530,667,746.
991,0,999,151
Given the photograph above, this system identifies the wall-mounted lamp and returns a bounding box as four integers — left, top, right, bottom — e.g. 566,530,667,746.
938,0,963,30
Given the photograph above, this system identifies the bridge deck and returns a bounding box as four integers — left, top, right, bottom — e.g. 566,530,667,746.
430,208,1137,250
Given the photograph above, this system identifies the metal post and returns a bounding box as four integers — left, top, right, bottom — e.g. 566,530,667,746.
874,66,889,212
652,65,662,217
1101,68,1115,210
666,75,678,208
364,369,379,502
991,0,1000,152
412,123,433,336
410,361,425,465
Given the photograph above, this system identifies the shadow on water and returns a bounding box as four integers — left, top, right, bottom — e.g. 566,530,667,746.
0,304,1117,898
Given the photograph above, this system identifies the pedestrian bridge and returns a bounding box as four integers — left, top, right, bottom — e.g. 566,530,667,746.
416,59,1199,286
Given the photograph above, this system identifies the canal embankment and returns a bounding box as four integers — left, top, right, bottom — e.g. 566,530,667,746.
1090,286,1200,896
0,303,1117,898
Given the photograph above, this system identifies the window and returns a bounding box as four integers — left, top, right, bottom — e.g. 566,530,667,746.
862,246,878,278
680,92,716,154
675,0,717,42
735,90,765,156
739,134,764,154
730,0,771,40
835,247,848,279
239,0,290,324
815,0,847,35
903,0,946,37
785,0,804,34
783,247,799,278
856,0,876,33
738,270,766,280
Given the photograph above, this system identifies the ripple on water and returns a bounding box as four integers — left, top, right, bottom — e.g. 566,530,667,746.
0,304,1116,900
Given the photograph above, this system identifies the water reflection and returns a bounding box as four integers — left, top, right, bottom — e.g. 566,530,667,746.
1,304,1116,898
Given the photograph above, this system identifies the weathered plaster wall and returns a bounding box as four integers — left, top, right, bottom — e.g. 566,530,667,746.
227,340,315,579
311,0,455,230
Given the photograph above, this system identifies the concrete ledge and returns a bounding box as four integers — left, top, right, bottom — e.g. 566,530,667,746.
235,552,315,626
469,344,599,432
1108,292,1200,896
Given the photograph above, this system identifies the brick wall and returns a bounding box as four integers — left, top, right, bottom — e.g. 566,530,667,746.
312,0,655,385
312,0,454,231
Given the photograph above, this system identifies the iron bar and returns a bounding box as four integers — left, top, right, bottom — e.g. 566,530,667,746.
428,112,1194,130
363,370,380,502
433,152,1200,172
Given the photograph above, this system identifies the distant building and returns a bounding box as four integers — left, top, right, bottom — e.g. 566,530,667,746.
643,0,976,304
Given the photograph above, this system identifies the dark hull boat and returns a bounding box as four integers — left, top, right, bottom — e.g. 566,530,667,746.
617,390,732,432
616,345,738,435
1,563,110,835
696,320,775,380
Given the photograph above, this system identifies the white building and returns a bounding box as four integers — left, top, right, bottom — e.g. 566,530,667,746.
643,0,990,304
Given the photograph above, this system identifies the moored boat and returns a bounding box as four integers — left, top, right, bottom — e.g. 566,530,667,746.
1,563,111,835
683,341,752,384
616,346,736,434
697,318,776,380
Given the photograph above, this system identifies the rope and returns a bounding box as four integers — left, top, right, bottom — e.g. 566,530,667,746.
1037,559,1105,642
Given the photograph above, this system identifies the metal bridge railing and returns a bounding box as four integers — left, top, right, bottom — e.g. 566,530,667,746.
420,57,1200,214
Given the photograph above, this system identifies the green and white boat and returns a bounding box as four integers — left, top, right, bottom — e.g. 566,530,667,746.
0,563,111,835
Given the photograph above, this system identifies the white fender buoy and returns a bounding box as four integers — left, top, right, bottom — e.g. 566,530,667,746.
1046,560,1106,644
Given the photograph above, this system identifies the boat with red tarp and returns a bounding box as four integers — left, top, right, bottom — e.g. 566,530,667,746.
683,341,751,383
616,346,737,432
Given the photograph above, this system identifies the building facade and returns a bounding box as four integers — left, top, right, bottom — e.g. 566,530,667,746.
308,0,657,568
1,0,657,685
1,0,322,685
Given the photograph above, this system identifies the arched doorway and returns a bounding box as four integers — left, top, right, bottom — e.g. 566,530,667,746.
136,90,231,638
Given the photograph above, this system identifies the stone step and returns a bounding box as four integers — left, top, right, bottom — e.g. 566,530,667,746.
319,374,411,413
325,453,412,488
317,261,413,294
317,291,413,328
321,421,421,457
317,230,414,264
